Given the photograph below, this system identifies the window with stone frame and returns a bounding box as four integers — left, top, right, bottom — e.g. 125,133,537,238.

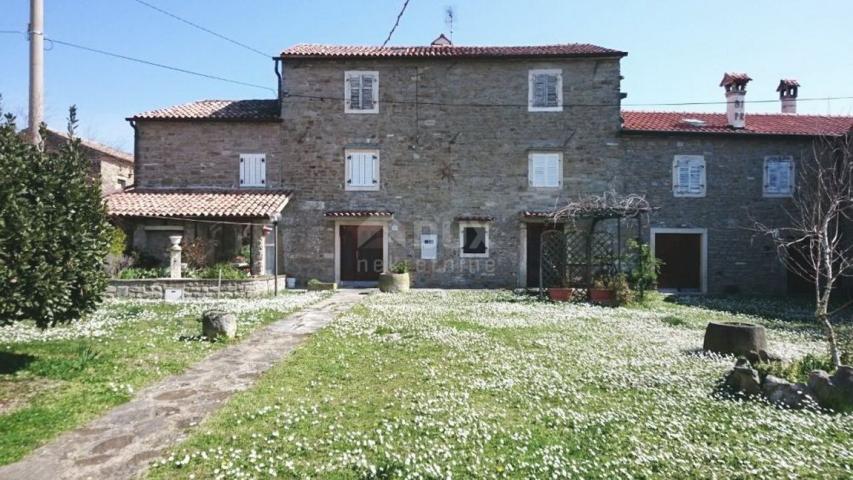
763,155,795,197
459,222,489,258
345,149,380,191
672,155,706,197
528,69,563,112
344,71,379,113
528,152,563,188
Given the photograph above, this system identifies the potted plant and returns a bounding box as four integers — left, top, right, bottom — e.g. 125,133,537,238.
547,277,574,302
589,274,616,306
379,261,411,293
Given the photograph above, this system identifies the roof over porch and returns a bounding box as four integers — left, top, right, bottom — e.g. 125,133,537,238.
105,189,292,219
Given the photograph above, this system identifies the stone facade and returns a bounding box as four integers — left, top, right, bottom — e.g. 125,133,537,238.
621,134,812,294
105,275,287,299
37,128,134,195
128,51,844,293
278,57,623,287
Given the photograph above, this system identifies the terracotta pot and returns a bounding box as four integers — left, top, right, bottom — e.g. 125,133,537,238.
378,272,410,293
548,287,574,302
589,288,615,305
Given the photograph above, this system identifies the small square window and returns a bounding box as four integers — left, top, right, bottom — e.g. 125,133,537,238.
529,152,563,188
459,222,489,258
345,71,379,113
345,149,380,191
672,155,705,197
528,69,563,112
764,156,794,197
240,153,266,187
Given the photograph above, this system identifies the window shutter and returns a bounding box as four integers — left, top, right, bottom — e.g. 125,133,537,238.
348,75,360,110
345,153,353,184
532,74,546,107
545,75,558,107
239,155,246,185
371,153,379,184
546,155,560,186
239,154,266,187
259,155,266,185
361,75,374,110
689,163,702,193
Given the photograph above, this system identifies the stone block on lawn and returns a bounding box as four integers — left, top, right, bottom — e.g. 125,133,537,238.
761,375,813,409
808,366,853,413
703,322,768,359
201,310,237,340
723,358,762,396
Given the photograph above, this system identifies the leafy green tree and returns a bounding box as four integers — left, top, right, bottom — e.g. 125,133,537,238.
0,106,112,327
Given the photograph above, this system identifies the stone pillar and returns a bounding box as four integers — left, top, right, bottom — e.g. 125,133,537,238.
169,235,182,279
250,224,267,276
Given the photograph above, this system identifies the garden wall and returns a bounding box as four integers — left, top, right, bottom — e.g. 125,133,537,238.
105,275,287,300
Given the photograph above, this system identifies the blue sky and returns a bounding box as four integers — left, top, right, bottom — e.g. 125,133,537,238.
1,0,852,151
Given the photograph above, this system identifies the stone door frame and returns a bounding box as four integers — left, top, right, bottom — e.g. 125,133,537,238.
334,219,390,286
650,227,708,294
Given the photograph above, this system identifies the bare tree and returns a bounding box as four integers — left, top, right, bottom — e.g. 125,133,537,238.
754,133,853,367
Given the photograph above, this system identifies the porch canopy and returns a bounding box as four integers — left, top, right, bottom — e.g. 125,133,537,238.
106,189,292,275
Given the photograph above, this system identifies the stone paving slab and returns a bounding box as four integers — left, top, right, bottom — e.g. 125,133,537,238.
0,290,365,480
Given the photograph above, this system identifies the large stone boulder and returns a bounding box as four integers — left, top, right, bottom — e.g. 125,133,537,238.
761,375,814,409
202,310,237,340
723,358,762,396
704,322,768,359
378,272,410,293
808,366,853,413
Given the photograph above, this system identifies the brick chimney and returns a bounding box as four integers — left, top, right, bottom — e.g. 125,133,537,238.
777,79,799,114
720,73,752,129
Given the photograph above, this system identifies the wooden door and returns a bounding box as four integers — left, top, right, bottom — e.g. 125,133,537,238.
527,223,562,287
339,225,383,282
655,233,701,291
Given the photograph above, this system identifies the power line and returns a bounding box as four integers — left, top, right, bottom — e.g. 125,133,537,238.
45,37,274,93
381,0,412,47
130,0,271,59
284,92,853,110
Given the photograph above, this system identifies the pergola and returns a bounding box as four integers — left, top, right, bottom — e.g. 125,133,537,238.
539,192,654,293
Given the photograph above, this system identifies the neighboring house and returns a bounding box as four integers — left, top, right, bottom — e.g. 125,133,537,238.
23,128,134,195
109,36,853,292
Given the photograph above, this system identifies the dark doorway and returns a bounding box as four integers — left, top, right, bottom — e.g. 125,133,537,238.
527,222,563,287
655,232,702,291
339,225,384,283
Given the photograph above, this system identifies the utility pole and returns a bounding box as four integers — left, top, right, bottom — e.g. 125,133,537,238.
28,0,44,146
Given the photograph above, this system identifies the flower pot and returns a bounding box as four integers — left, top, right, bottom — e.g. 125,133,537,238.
547,287,574,302
378,272,410,293
589,288,615,306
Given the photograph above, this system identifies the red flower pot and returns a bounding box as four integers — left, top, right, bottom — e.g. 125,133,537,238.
589,288,615,306
548,288,574,302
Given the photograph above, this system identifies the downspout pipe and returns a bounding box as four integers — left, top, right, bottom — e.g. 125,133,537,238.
273,57,283,102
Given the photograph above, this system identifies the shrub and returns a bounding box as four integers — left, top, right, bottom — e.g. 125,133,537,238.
755,353,836,383
390,261,410,274
0,107,112,327
191,263,248,280
627,240,662,299
611,274,635,306
117,267,167,279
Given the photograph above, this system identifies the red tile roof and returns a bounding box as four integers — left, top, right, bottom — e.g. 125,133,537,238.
281,43,626,59
621,111,853,137
21,128,134,165
323,210,393,218
128,99,280,121
106,189,291,218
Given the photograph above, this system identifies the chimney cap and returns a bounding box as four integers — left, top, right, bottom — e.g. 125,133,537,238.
719,72,753,88
776,79,800,92
430,34,452,47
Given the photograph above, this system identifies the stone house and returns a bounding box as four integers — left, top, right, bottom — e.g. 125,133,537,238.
109,37,853,292
23,128,134,195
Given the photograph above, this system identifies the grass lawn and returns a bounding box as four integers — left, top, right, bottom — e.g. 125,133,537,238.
0,291,328,466
148,291,852,479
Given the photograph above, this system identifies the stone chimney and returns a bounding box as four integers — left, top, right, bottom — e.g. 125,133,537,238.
720,73,752,129
430,34,452,46
777,79,799,114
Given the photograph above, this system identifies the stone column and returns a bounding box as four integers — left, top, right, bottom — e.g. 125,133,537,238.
169,235,182,279
250,224,267,276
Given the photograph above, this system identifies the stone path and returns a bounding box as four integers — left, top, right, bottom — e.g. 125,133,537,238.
0,290,366,480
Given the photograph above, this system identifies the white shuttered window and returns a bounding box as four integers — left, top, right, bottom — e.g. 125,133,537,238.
672,155,705,197
345,150,380,191
344,71,379,113
764,156,794,197
528,69,563,112
239,153,266,187
528,152,563,188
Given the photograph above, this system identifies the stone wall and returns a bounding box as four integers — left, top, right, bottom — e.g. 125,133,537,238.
278,56,624,287
621,133,813,294
133,121,284,189
105,275,287,299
